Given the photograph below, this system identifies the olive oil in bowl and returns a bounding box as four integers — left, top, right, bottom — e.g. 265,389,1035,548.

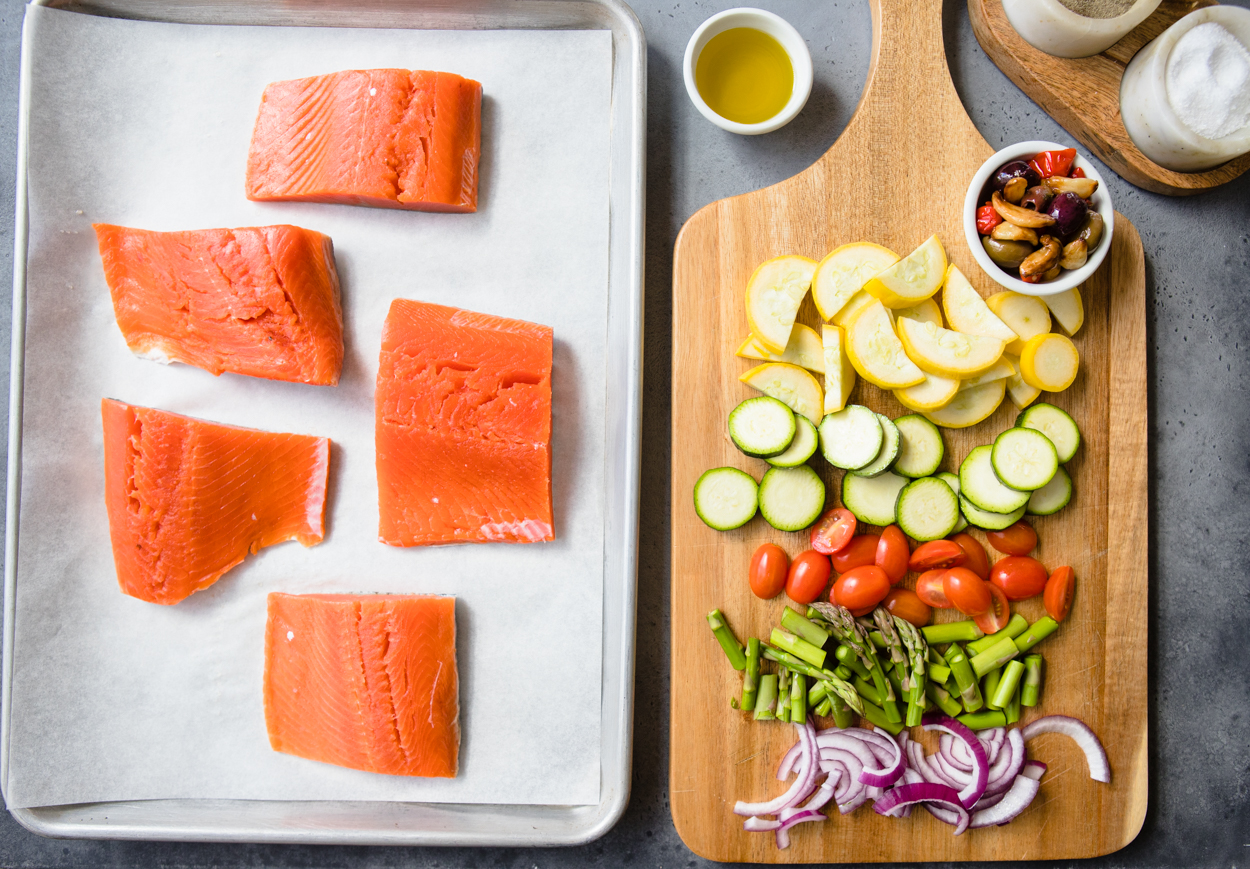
695,27,794,125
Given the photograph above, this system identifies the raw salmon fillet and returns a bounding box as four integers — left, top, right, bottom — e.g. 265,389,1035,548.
94,223,344,385
375,299,554,546
101,399,330,605
264,593,459,778
246,69,482,213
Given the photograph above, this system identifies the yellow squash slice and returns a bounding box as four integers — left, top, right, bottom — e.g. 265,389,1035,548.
894,372,960,412
896,317,1006,379
821,325,857,415
1019,333,1079,392
986,291,1052,356
1004,355,1041,410
745,255,819,352
812,242,899,321
894,297,943,328
844,300,926,389
831,289,893,328
922,379,1007,429
942,265,1018,342
1043,286,1085,336
957,358,1014,391
740,362,825,425
863,235,947,308
736,323,825,373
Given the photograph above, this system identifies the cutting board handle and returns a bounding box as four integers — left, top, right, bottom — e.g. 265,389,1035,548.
858,0,964,121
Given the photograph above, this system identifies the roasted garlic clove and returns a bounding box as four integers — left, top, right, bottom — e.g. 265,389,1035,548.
1019,235,1062,278
992,191,1057,229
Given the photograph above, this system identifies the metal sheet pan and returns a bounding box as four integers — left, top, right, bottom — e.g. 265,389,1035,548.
1,0,644,846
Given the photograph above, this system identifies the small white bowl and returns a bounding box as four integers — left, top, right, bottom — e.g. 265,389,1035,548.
963,141,1114,298
1002,0,1162,59
682,8,813,135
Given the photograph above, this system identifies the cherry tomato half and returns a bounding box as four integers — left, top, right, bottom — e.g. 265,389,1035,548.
990,556,1049,601
950,532,990,580
786,550,832,605
831,534,879,574
748,543,789,600
810,508,857,555
915,569,954,608
1044,565,1076,622
908,540,966,572
943,567,993,616
833,565,891,613
986,521,1038,556
974,583,1011,634
876,525,910,585
884,588,932,627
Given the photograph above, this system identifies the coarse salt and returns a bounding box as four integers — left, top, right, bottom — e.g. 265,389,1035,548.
1165,22,1250,140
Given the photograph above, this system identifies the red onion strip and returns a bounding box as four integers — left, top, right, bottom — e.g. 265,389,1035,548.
969,774,1041,828
1021,715,1111,783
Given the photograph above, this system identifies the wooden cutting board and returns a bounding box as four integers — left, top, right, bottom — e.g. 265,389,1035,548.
669,0,1148,862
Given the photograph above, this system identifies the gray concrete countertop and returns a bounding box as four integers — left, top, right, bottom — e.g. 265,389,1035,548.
0,1,1247,866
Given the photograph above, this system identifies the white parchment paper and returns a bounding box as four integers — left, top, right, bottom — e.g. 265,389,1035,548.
6,6,611,809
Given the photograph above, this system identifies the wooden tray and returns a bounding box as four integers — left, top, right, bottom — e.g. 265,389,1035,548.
970,0,1250,196
669,0,1148,861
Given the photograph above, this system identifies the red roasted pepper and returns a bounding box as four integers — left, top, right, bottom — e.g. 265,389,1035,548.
1029,148,1077,179
976,203,1002,235
1070,166,1086,178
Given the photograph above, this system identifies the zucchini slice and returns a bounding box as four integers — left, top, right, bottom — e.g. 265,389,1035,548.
893,414,945,478
728,396,797,458
1027,465,1073,516
850,414,901,478
959,495,1026,531
767,414,819,468
896,477,960,541
842,471,908,527
818,404,882,470
1015,403,1081,463
938,471,970,532
991,427,1059,491
694,467,758,531
759,465,826,532
959,445,1030,513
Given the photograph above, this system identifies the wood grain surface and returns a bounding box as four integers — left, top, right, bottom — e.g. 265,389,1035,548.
969,0,1250,196
668,0,1148,861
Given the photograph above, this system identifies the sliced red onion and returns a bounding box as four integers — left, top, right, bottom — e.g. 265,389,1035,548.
1022,715,1110,783
816,731,880,772
1021,760,1047,781
943,733,974,771
782,781,835,819
980,726,1006,763
776,740,803,781
933,749,972,785
856,732,905,787
969,774,1041,828
923,714,989,808
775,828,789,850
734,722,817,816
819,747,864,804
878,768,925,818
743,816,781,832
874,782,970,835
838,788,871,814
909,740,963,789
776,809,827,832
983,728,1026,796
971,790,1005,810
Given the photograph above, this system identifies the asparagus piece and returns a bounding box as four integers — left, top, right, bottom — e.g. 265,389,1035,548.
1005,678,1022,724
874,608,909,676
991,659,1026,709
983,668,1003,710
943,642,984,713
958,709,1007,730
854,676,883,706
868,630,887,649
834,645,872,681
816,696,835,719
829,693,853,729
970,635,1020,677
707,609,747,670
777,667,791,723
754,674,778,720
781,607,831,648
966,613,1029,655
763,644,863,715
833,664,855,681
1014,616,1060,653
1021,654,1044,707
895,617,929,726
791,673,807,725
770,628,827,669
928,661,952,686
922,620,984,645
925,679,964,718
858,698,905,735
741,638,761,711
815,603,900,721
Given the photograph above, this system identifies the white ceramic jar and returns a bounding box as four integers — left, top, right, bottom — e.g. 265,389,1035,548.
1120,6,1250,172
1002,0,1161,58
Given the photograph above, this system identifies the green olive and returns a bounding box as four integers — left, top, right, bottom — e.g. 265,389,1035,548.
982,237,1035,270
1078,212,1104,252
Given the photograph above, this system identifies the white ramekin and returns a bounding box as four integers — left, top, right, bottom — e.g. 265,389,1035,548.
682,8,813,136
1002,0,1161,59
1120,6,1250,172
963,141,1114,298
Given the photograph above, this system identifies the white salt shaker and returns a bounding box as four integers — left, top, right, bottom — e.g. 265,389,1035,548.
1120,6,1250,172
1002,0,1161,59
